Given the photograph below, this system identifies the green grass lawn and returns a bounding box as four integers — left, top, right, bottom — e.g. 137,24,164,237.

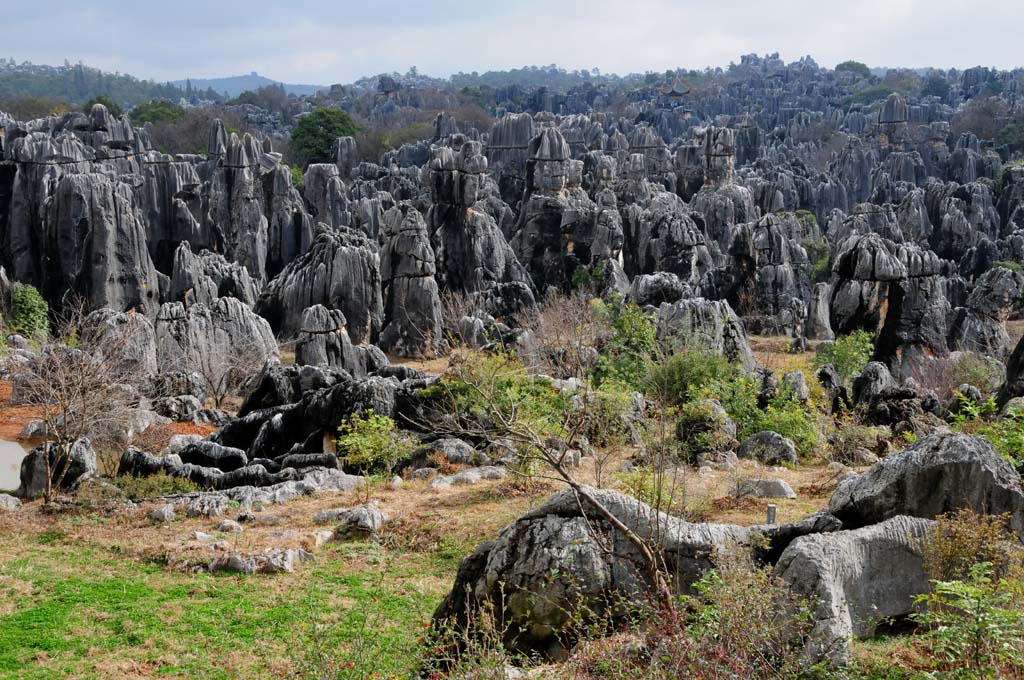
0,527,455,679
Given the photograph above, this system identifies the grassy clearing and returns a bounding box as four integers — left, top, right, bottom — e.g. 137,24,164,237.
0,477,537,680
0,455,844,679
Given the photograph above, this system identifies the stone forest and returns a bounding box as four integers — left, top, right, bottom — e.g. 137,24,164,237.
1,50,1024,679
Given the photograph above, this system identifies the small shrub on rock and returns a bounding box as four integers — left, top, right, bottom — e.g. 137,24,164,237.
336,410,416,475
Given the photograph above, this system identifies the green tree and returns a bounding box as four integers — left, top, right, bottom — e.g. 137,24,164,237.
291,107,359,166
83,95,123,118
130,99,184,125
922,73,951,99
836,60,872,80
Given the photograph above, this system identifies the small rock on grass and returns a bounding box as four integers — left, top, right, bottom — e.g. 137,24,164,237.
149,504,175,522
216,519,243,533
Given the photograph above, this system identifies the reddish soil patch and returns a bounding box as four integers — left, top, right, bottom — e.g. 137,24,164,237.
0,380,42,441
132,422,218,452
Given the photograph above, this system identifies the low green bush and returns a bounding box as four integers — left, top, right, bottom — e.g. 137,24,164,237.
697,375,823,456
419,352,573,440
112,472,200,501
813,331,875,384
977,410,1024,473
10,283,49,340
645,347,738,408
336,409,416,475
913,562,1024,678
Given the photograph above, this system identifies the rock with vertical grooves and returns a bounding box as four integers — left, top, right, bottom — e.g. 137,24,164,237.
379,204,444,357
257,226,383,343
776,516,933,664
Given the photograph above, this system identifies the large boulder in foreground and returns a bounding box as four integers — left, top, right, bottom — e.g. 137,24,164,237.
776,515,933,664
17,439,97,498
827,432,1024,536
433,487,839,658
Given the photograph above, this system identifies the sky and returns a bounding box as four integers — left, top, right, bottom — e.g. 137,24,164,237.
6,0,1024,84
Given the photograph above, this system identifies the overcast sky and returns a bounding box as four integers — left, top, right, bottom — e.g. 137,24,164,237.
6,0,1023,84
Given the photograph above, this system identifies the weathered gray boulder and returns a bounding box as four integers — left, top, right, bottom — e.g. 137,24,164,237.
81,308,158,378
737,431,798,465
0,494,21,511
332,502,388,539
206,132,270,280
150,504,176,522
294,305,387,378
119,447,183,477
433,487,839,657
169,241,259,308
17,438,97,498
629,272,687,306
776,516,933,664
828,432,1024,535
851,362,897,405
726,212,812,335
621,191,714,283
731,478,797,499
43,173,162,316
155,297,277,376
655,298,758,373
948,266,1024,358
152,395,203,422
429,140,536,314
178,440,249,472
829,233,906,335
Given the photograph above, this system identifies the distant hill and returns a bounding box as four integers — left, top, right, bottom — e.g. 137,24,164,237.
0,58,186,107
172,72,326,98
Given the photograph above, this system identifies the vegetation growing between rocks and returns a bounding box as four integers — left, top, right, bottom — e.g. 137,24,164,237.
336,410,416,475
9,284,48,342
812,331,875,384
291,107,359,166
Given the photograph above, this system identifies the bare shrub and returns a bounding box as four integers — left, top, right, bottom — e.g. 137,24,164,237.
11,302,146,499
911,352,1006,401
161,331,273,409
563,547,818,680
515,292,605,379
922,508,1021,583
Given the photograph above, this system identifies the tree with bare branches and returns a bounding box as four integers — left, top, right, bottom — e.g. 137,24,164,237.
11,303,147,499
